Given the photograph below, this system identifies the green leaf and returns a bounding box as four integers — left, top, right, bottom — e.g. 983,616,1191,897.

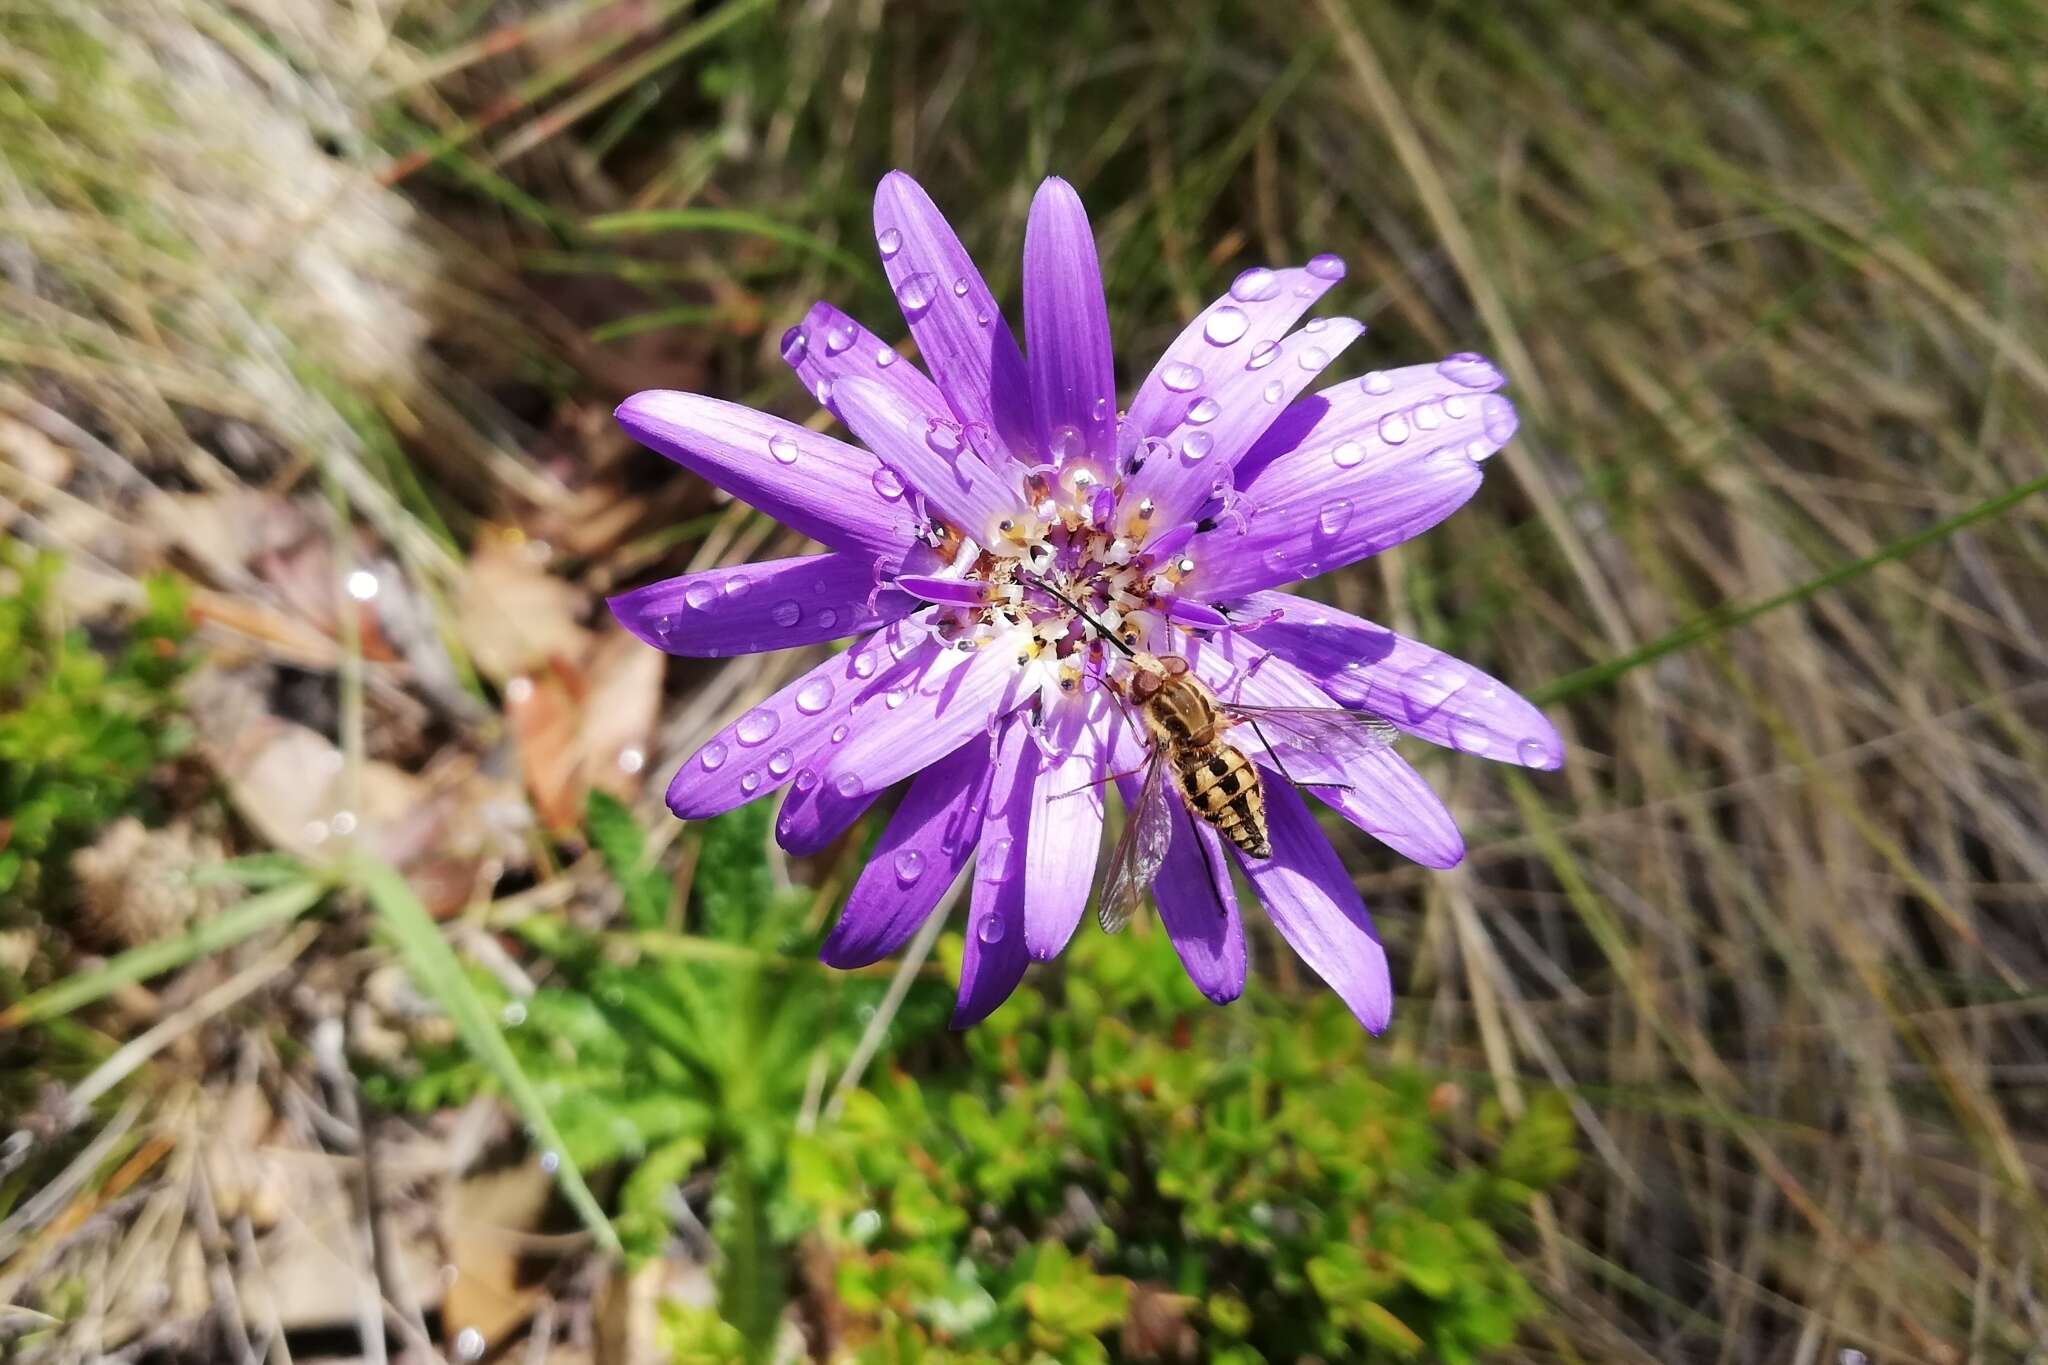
585,789,671,930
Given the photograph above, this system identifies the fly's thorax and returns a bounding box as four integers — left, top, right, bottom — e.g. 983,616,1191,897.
1145,671,1225,749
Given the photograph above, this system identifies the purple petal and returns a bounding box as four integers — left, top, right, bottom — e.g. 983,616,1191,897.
1112,725,1246,1003
780,628,1030,853
1022,178,1117,466
832,377,1027,544
873,172,1034,459
1236,591,1564,768
1187,358,1515,597
1186,633,1464,869
1125,317,1365,537
780,300,949,435
616,391,916,564
894,574,992,608
954,721,1034,1026
1120,262,1345,461
667,622,926,821
608,553,915,659
1237,780,1392,1034
1022,692,1110,960
821,740,992,968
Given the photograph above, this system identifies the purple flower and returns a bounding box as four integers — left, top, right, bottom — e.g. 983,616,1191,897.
608,172,1562,1031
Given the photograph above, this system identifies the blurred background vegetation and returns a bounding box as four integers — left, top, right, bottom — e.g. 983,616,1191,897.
1,1,2044,1361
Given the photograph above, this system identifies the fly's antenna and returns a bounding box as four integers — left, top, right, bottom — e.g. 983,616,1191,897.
1021,573,1138,660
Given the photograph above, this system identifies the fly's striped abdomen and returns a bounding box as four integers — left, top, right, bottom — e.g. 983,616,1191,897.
1175,743,1272,859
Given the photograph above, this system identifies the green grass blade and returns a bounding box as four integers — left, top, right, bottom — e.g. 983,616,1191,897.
351,856,622,1255
0,879,326,1030
585,207,878,286
1534,471,2048,704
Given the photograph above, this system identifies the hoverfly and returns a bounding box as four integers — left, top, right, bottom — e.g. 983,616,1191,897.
1028,578,1400,933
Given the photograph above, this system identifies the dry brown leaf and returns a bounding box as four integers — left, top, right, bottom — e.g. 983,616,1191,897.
457,528,591,685
506,629,662,834
443,1161,555,1355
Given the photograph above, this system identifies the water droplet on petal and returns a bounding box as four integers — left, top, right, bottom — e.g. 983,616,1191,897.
1516,737,1551,766
1090,395,1111,422
684,581,718,609
1442,394,1469,419
872,467,905,499
1262,379,1285,404
1298,345,1329,371
739,770,761,794
736,709,780,746
1304,317,1328,333
1318,499,1353,536
1378,412,1411,445
830,722,851,743
1362,370,1393,394
884,687,907,710
893,848,925,884
895,271,938,312
1185,396,1220,424
834,772,864,798
925,418,962,454
699,741,729,771
1161,361,1203,392
1230,266,1280,302
951,276,970,297
818,607,839,630
1331,440,1365,468
824,324,856,356
815,378,834,403
1180,431,1214,462
1412,402,1443,431
1049,424,1085,461
780,325,808,361
976,913,1007,944
794,768,819,793
796,678,834,714
771,600,801,628
769,434,801,464
983,836,1014,877
1480,394,1519,445
1306,252,1347,280
877,227,903,258
874,346,898,368
767,747,794,777
1246,341,1280,370
1467,438,1495,463
1437,352,1503,388
852,650,878,679
1203,305,1250,345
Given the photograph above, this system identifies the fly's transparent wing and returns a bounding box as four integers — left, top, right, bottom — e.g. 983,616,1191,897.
1229,703,1399,766
1098,746,1173,934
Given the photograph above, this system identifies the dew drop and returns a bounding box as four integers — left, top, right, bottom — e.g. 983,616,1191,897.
767,747,794,778
875,346,898,368
851,649,878,679
796,677,834,714
780,325,808,361
1362,370,1393,395
1203,305,1250,345
976,311,991,326
1442,394,1469,419
735,709,780,746
883,687,907,710
1230,266,1280,302
683,581,718,609
1246,341,1280,370
893,848,925,884
976,913,1007,944
814,377,834,404
1298,345,1329,371
500,1001,527,1027
895,271,938,311
830,722,851,743
739,770,761,794
1090,395,1111,422
1049,424,1085,461
1304,317,1328,333
1517,737,1551,766
1331,440,1365,468
1185,396,1221,425
1180,431,1214,462
794,768,819,793
1412,401,1443,431
1306,252,1347,280
455,1327,487,1362
824,324,856,356
834,772,864,799
877,227,903,257
699,741,729,772
1318,499,1353,537
723,577,746,598
1262,379,1285,404
982,836,1014,877
1161,361,1203,392
1467,438,1495,463
951,276,969,297
770,599,801,628
1437,352,1503,389
1480,394,1519,445
925,419,962,454
818,607,839,630
1378,412,1411,445
769,433,801,465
